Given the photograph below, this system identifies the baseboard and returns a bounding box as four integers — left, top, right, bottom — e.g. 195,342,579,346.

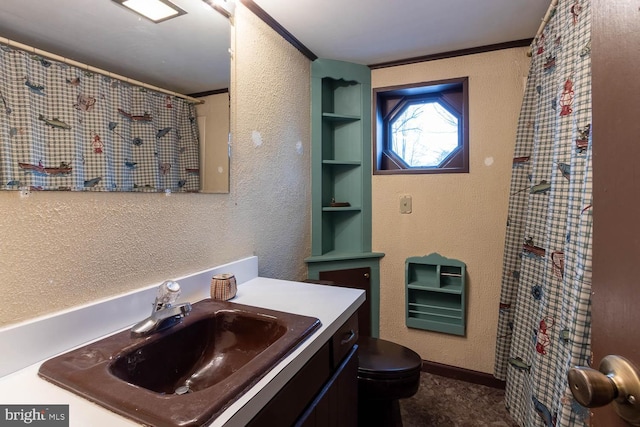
421,360,505,389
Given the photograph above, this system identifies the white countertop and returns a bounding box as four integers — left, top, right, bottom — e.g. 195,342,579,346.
0,258,364,426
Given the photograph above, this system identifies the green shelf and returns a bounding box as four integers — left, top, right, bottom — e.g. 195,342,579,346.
322,160,362,166
306,252,385,263
310,59,372,258
322,112,361,122
405,253,466,336
322,206,362,212
407,283,462,294
307,60,384,338
408,310,462,320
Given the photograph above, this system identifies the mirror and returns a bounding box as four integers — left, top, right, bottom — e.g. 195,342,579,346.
0,0,230,193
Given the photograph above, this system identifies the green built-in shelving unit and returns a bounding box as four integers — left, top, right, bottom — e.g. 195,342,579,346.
405,253,466,336
306,59,384,337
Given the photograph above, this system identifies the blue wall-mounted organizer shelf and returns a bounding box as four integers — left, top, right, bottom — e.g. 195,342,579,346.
405,253,466,336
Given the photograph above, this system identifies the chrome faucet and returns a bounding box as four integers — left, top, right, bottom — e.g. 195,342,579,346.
131,280,192,338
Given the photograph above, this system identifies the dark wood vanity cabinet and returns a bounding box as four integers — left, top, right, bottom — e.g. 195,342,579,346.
247,313,359,427
296,345,358,427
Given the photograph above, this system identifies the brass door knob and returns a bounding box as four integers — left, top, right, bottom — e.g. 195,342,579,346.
568,366,617,407
568,355,640,425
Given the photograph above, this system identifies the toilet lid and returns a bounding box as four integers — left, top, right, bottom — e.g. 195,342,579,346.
357,336,422,379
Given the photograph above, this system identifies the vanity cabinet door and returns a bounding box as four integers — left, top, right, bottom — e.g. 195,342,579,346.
246,343,331,427
248,319,359,427
296,344,358,427
320,268,371,338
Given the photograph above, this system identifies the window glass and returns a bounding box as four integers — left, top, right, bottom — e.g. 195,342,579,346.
390,101,460,167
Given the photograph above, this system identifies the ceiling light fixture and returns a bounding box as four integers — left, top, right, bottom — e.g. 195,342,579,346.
202,0,235,19
112,0,186,23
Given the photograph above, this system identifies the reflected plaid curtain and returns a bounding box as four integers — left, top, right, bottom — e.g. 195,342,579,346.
494,1,593,426
0,43,200,192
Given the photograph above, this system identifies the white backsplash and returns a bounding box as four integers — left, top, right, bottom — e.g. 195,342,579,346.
0,256,258,378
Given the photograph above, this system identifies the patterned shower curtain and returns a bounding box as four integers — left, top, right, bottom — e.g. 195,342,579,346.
494,1,592,426
0,42,200,192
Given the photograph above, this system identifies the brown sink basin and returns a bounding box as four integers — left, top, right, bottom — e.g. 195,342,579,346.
38,299,321,426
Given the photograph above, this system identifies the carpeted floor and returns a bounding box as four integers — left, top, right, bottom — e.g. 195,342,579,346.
399,372,519,427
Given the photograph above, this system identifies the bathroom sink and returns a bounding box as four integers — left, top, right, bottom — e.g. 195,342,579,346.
38,299,321,426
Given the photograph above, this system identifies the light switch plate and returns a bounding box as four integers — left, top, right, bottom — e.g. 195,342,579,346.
400,195,412,214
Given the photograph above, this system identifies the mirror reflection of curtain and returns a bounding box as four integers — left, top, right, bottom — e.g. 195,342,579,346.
0,43,199,192
494,1,592,426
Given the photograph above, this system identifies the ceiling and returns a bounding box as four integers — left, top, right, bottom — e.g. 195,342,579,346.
0,0,548,95
254,0,548,66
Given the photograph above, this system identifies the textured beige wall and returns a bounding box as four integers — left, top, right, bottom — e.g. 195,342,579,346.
372,47,530,373
0,3,311,327
230,4,311,282
196,92,230,193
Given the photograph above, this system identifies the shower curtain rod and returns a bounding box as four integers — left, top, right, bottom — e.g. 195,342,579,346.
0,36,205,105
527,0,559,56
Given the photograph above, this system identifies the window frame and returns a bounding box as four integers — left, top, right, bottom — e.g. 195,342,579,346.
373,77,469,175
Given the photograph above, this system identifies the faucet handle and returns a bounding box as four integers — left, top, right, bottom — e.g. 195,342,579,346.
155,280,181,310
